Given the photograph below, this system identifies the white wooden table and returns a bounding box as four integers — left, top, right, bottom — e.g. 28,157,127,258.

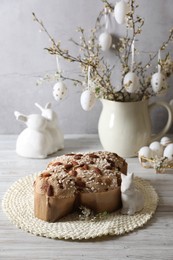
0,135,173,260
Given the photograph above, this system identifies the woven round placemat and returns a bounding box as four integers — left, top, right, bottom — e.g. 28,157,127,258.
2,173,158,240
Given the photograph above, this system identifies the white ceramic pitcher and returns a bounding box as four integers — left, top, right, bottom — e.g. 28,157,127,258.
98,99,172,157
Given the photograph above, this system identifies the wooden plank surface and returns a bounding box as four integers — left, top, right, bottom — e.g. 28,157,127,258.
0,135,173,260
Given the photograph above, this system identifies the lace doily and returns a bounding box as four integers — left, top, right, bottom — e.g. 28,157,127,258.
2,173,158,240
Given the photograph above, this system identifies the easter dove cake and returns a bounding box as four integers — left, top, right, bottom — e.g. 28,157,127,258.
34,151,127,222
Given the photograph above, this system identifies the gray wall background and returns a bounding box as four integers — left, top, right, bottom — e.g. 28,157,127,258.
0,0,173,135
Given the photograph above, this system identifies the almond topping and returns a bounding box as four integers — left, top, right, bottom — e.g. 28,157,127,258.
74,154,83,160
105,165,112,170
93,167,102,175
72,160,79,166
40,172,51,178
64,164,73,171
47,185,54,196
52,161,63,166
82,164,89,170
69,170,78,177
107,159,115,168
78,163,85,167
89,154,99,159
89,160,95,164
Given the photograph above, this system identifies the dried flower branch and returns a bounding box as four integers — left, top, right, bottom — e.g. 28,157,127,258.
139,155,173,173
78,206,108,221
33,0,173,103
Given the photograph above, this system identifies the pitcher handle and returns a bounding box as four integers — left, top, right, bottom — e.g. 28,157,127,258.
149,101,172,142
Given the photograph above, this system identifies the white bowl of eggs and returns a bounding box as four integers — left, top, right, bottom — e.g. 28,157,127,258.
138,136,173,171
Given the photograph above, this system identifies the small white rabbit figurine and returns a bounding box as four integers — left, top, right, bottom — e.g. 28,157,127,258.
121,173,144,215
14,103,64,159
35,103,64,152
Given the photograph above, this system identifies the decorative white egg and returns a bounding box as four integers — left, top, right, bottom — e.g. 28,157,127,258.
114,0,129,25
151,72,167,93
149,141,163,158
163,143,173,161
138,146,152,159
53,81,68,101
123,72,140,93
80,89,96,111
99,32,112,51
138,146,152,167
160,136,172,147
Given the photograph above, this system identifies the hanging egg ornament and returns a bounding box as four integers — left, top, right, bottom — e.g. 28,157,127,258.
80,89,96,111
123,72,140,93
99,32,112,51
149,141,164,158
163,143,173,161
53,81,68,101
114,0,129,25
151,49,168,96
151,72,167,94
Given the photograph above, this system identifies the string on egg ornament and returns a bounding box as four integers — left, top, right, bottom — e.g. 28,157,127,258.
123,39,140,93
98,7,112,51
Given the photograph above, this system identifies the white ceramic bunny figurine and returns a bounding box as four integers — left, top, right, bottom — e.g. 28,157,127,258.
14,111,52,158
35,103,64,153
121,173,144,215
14,103,64,159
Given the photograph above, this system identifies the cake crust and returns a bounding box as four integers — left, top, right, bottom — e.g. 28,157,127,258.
34,151,127,222
34,192,76,222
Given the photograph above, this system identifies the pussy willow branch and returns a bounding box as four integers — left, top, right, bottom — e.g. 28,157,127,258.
101,0,113,10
